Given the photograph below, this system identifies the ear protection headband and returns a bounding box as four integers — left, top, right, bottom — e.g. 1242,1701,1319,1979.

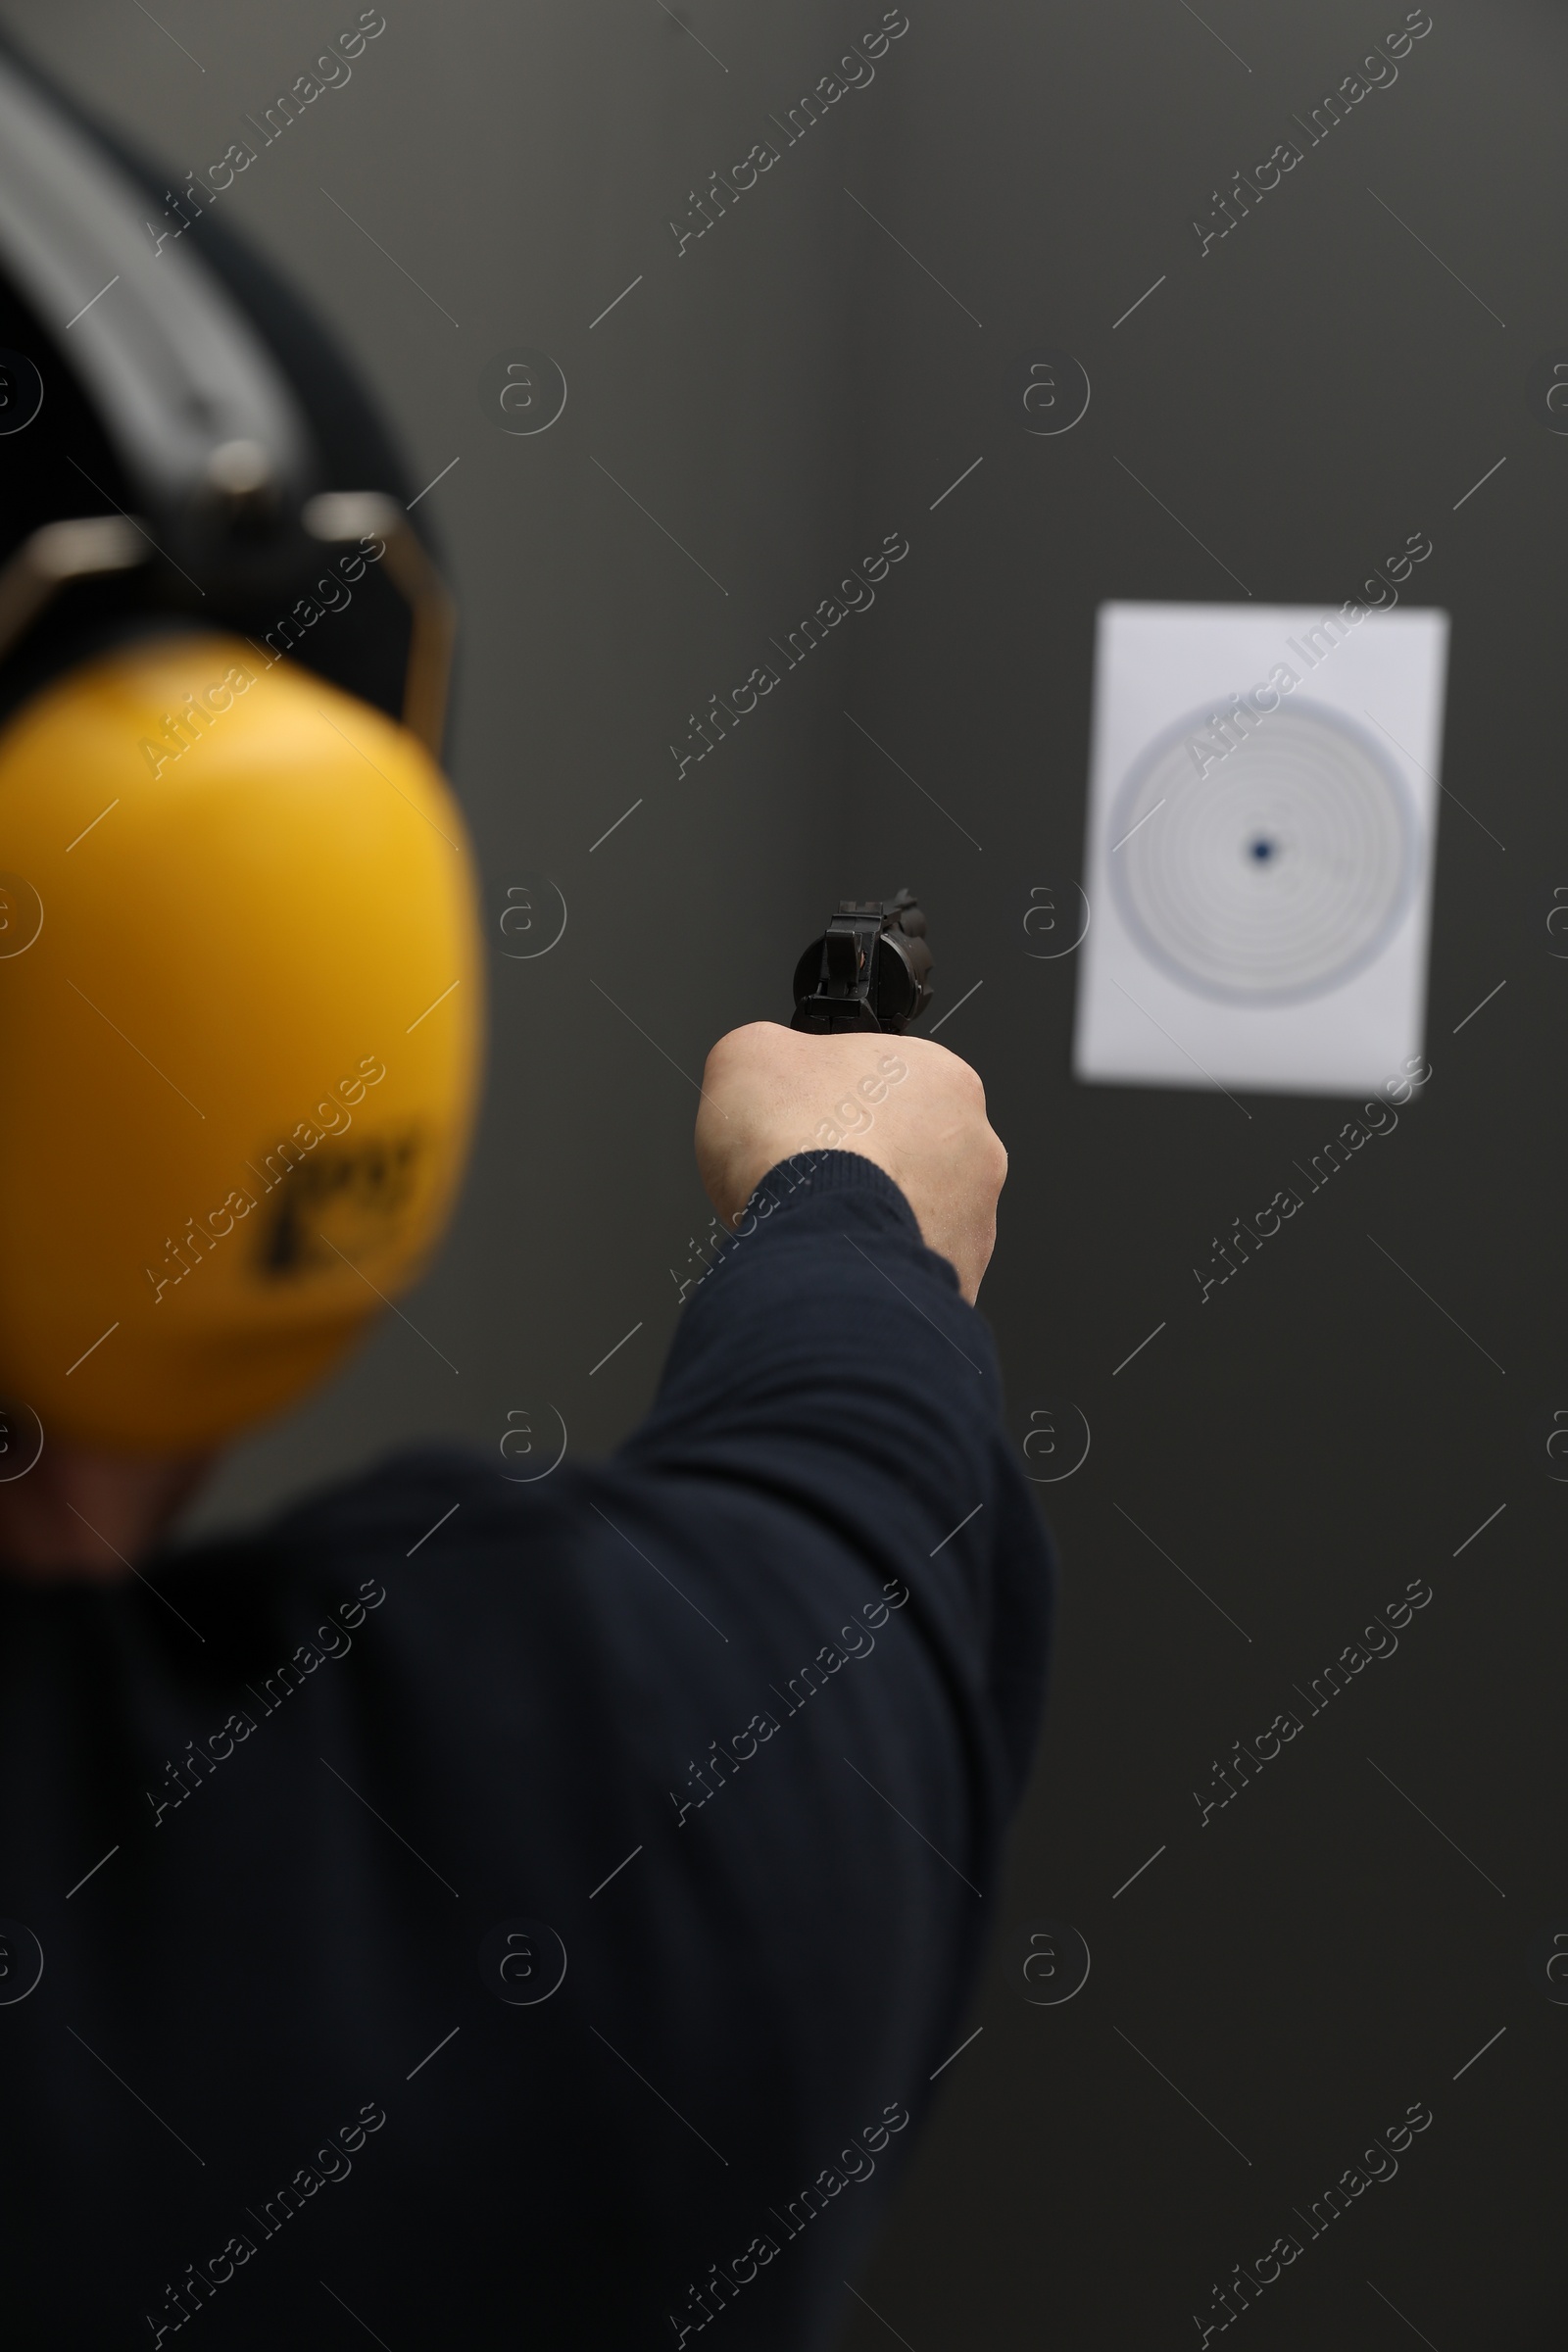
0,35,453,727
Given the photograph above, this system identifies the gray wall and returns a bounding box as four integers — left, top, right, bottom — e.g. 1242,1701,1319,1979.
9,0,1562,2341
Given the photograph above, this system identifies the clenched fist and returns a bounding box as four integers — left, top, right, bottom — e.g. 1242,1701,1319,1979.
695,1022,1007,1303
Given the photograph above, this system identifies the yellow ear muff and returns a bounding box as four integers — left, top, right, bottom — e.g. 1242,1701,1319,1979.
0,631,483,1451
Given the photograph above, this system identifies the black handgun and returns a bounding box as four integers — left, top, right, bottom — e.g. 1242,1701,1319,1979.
790,890,934,1036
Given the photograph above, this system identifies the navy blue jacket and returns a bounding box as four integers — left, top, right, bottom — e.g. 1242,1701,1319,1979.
0,1152,1053,2347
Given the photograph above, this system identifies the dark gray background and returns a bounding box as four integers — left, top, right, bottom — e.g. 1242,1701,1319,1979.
8,0,1562,2341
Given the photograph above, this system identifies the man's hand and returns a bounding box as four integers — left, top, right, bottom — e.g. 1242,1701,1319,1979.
695,1022,1007,1303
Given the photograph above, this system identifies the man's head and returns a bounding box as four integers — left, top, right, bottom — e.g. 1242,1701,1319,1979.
0,628,482,1499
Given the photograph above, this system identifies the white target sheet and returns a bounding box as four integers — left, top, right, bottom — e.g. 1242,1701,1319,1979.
1072,600,1449,1099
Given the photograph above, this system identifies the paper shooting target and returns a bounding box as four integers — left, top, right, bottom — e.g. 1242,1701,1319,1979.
1106,701,1418,1004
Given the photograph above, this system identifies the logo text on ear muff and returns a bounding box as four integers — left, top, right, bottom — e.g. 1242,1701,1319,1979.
257,1132,424,1277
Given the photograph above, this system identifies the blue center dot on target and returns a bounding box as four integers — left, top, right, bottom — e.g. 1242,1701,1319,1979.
1249,837,1278,863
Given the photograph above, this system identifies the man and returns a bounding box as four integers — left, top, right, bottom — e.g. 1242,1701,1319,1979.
0,1017,1052,2347
0,36,1052,2334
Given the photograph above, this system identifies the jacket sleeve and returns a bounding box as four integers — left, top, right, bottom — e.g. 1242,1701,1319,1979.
265,1147,1054,2347
583,1151,1055,2313
618,1147,1054,1844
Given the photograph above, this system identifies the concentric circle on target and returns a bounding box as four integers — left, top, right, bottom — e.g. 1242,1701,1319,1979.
1014,1402,1091,1484
1108,700,1419,1003
1003,1919,1091,2006
479,1919,567,2006
0,1920,44,2005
